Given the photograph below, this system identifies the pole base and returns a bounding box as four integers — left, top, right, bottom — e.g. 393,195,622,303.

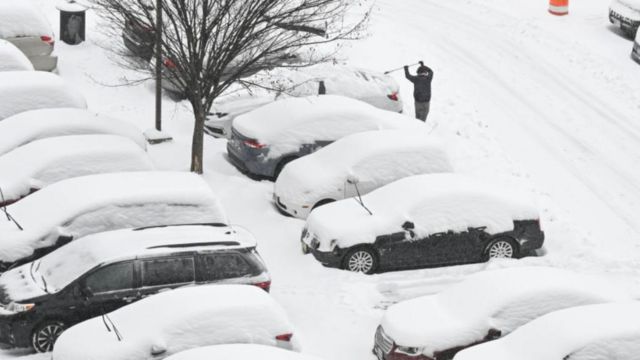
144,128,173,144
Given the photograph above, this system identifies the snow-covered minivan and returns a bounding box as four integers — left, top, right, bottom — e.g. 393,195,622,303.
609,0,640,38
275,130,453,219
0,172,227,271
302,174,544,274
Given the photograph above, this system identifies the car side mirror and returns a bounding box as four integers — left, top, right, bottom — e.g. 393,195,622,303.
402,221,415,230
486,328,502,340
79,284,93,299
346,174,360,185
150,342,167,356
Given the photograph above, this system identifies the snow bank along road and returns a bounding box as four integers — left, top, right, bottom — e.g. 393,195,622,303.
4,0,640,360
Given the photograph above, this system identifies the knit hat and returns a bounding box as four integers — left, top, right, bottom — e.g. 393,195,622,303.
417,65,429,74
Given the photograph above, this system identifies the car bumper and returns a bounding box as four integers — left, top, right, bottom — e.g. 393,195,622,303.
517,232,545,256
226,141,275,179
609,9,640,35
274,196,311,218
307,246,344,269
632,43,640,64
0,314,32,348
29,55,57,72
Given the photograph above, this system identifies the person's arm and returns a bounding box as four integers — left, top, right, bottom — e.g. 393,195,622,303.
425,65,434,80
404,65,416,82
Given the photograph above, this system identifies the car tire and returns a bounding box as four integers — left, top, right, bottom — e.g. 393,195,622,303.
32,320,65,353
484,238,518,260
312,199,335,210
342,246,379,274
273,157,298,180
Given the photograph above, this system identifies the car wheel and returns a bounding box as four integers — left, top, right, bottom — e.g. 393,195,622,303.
32,321,65,353
273,157,298,179
343,247,378,274
485,238,518,260
312,199,335,210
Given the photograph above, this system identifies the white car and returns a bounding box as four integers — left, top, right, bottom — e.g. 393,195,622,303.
53,285,299,360
374,266,632,360
453,302,640,360
275,130,453,219
0,72,86,120
0,39,34,72
165,344,319,360
0,172,227,270
0,135,154,206
609,0,640,38
302,174,544,273
0,1,57,71
0,108,146,157
205,64,404,138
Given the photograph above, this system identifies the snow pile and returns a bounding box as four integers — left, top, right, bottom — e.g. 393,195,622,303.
53,285,297,360
0,108,146,156
0,2,53,38
0,135,154,203
164,344,318,360
0,72,87,120
0,40,34,72
0,172,228,263
611,0,640,19
305,174,539,250
0,225,257,302
381,267,633,358
453,302,640,360
276,130,452,216
233,95,423,158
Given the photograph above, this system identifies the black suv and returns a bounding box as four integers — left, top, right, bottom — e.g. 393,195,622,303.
0,224,269,352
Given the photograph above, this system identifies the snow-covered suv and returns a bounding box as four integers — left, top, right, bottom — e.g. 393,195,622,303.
609,0,640,38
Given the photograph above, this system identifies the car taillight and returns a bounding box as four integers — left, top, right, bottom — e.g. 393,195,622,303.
40,35,54,45
254,281,271,292
243,139,266,149
163,59,177,69
275,333,293,342
387,92,399,101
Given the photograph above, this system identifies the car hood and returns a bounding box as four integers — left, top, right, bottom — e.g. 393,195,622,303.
0,263,48,304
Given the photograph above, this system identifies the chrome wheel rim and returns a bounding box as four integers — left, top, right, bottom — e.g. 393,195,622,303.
348,251,374,273
34,324,64,352
489,241,514,259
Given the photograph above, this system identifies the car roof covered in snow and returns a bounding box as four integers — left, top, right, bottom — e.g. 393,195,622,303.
380,266,633,357
275,130,453,206
305,173,539,250
0,39,34,71
0,134,154,202
610,0,640,18
164,344,321,360
0,108,146,156
0,72,87,120
53,285,294,360
0,2,53,38
454,302,640,360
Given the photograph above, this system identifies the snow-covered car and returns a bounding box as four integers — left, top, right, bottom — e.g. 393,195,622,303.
165,344,319,360
0,224,270,352
275,130,453,219
0,108,146,157
0,39,34,72
453,302,640,360
609,0,640,38
0,135,154,207
227,95,423,180
632,27,640,63
53,284,299,360
302,174,544,274
206,64,404,138
0,172,227,270
0,72,86,120
373,267,632,360
0,1,57,71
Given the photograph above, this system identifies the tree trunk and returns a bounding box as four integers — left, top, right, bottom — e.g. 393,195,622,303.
190,99,206,174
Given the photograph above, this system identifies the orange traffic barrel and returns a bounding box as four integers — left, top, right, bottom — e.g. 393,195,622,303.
549,0,568,16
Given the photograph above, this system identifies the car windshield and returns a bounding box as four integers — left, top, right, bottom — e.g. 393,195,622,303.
34,244,101,293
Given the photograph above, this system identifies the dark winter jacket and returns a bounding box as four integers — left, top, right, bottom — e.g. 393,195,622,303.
404,66,434,103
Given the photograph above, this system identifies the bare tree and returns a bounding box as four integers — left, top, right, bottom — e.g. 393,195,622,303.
93,0,371,173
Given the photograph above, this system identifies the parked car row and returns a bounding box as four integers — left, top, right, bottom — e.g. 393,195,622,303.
608,0,640,64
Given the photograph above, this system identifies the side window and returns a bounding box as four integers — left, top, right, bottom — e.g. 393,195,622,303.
141,257,195,287
84,262,135,294
199,253,255,281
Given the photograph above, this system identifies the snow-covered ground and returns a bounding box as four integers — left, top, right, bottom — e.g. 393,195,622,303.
3,0,640,359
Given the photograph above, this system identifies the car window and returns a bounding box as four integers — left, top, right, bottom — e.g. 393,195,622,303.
84,262,134,294
141,257,195,287
199,253,255,281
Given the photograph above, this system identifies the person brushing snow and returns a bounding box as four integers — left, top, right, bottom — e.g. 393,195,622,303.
404,61,434,122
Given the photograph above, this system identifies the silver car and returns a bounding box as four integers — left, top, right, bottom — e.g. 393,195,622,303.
0,2,58,71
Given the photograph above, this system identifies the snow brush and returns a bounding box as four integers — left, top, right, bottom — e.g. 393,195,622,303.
384,62,421,74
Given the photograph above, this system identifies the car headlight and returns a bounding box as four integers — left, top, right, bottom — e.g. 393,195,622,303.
7,302,35,313
329,239,338,250
394,346,424,356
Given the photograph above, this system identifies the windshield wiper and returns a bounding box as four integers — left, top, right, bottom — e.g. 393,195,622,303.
101,310,123,342
0,187,23,231
40,274,49,294
348,181,373,216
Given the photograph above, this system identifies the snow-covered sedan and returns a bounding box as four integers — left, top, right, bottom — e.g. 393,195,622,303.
206,64,404,138
275,130,452,219
609,0,640,38
374,267,632,360
0,1,57,71
165,344,319,360
0,39,34,72
302,174,544,274
0,224,270,352
0,172,227,270
0,135,154,207
227,95,423,180
453,302,640,360
0,72,86,120
0,108,146,157
53,285,299,360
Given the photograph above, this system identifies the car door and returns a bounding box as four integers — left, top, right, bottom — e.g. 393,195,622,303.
79,261,138,320
137,255,196,300
196,252,255,284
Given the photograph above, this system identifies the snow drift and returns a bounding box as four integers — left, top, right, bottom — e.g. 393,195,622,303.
0,40,34,72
